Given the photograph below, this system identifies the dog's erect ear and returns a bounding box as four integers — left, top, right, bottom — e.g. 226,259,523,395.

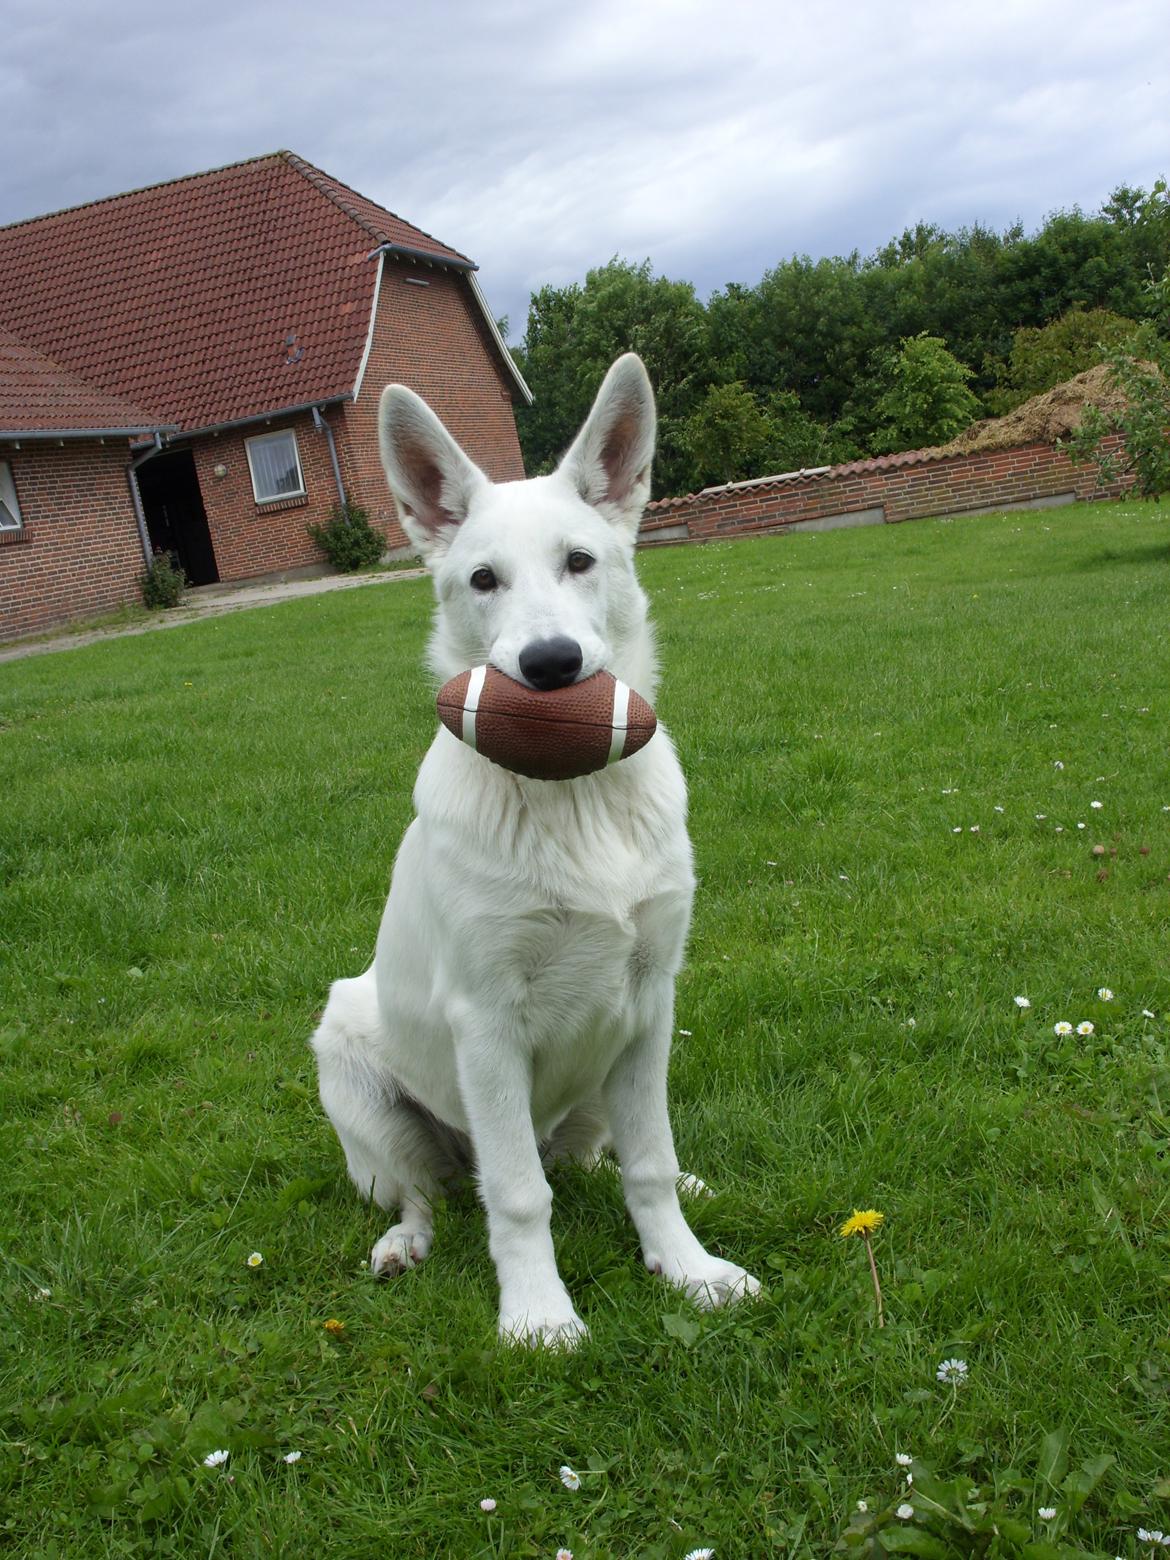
378,385,489,561
558,353,656,535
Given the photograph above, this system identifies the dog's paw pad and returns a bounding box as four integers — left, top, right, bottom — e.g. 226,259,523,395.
370,1225,432,1277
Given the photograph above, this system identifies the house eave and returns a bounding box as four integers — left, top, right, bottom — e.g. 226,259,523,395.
141,395,353,448
0,423,179,441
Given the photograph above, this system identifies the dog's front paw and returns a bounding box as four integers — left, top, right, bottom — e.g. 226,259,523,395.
498,1283,588,1349
648,1251,760,1309
370,1223,432,1276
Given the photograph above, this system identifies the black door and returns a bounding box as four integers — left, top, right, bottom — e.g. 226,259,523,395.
136,450,219,586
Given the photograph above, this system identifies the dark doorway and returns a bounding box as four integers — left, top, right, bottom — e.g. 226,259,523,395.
136,449,219,586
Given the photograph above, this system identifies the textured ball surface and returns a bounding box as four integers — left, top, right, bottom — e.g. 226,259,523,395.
436,667,657,781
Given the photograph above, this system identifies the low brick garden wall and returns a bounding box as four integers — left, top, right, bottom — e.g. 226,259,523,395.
638,434,1131,546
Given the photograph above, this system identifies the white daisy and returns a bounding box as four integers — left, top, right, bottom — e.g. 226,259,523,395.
1091,800,1103,809
1077,1021,1095,1036
857,1500,868,1512
1054,761,1064,770
896,1503,915,1520
1054,1021,1073,1036
1014,996,1031,1009
480,1498,497,1512
1143,1010,1156,1019
683,1550,715,1560
246,1251,264,1268
896,1453,912,1466
283,1450,302,1464
559,1466,581,1491
1038,1505,1056,1520
1097,988,1114,1001
203,1449,229,1468
557,1550,574,1560
936,1358,969,1385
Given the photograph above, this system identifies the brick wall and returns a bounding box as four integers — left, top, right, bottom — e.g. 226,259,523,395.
189,406,352,582
639,434,1133,545
0,439,145,638
341,259,526,549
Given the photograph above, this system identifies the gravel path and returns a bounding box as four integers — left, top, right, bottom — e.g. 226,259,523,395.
0,566,426,664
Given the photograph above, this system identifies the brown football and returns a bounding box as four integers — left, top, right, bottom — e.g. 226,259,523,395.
436,667,657,781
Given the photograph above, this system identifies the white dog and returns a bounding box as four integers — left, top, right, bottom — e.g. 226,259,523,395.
310,353,759,1345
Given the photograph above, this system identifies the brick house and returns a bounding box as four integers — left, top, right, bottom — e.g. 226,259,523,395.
0,151,530,638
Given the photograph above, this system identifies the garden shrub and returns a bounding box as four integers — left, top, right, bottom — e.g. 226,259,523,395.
308,502,386,572
140,551,186,609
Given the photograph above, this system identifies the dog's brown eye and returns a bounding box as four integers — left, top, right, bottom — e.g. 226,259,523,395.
470,566,498,592
567,550,595,575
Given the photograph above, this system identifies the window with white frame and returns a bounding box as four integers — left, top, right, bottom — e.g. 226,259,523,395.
244,429,305,503
0,461,23,532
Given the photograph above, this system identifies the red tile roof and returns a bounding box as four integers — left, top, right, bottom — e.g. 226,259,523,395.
0,151,498,436
0,326,175,438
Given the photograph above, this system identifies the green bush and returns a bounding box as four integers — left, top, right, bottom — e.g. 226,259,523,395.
307,502,387,572
1062,265,1170,499
140,551,186,609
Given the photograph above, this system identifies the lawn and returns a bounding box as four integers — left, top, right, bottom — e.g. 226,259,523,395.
2,499,1169,1558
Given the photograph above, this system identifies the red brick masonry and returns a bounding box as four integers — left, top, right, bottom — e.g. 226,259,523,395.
638,434,1131,545
0,440,145,636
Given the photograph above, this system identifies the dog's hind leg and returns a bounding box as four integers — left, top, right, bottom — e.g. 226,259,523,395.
311,972,451,1276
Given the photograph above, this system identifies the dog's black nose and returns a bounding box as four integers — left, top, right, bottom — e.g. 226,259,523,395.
518,636,584,691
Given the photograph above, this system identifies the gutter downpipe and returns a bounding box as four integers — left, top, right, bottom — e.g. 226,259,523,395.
127,434,165,565
313,405,347,508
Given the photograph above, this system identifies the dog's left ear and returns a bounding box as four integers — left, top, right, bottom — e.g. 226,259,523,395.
379,384,489,561
558,353,656,536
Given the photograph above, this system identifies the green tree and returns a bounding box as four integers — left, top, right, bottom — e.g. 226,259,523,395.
681,383,842,490
990,307,1140,412
1064,266,1170,499
870,334,981,453
515,259,713,497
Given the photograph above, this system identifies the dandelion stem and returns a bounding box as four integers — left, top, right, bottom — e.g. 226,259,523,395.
864,1233,885,1327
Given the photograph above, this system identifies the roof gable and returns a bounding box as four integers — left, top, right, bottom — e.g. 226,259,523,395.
0,151,517,434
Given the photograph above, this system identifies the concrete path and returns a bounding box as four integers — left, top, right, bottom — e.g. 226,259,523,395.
0,565,426,664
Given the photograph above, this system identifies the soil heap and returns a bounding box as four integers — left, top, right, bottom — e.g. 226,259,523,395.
934,363,1131,456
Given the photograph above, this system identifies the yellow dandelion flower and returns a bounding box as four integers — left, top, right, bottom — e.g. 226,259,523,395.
839,1209,885,1239
323,1318,346,1336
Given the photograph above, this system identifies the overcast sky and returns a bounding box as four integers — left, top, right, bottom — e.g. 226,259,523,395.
5,0,1167,341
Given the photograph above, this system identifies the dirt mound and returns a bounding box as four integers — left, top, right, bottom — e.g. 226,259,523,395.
934,364,1131,456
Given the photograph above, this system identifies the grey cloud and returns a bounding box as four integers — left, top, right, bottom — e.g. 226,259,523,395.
3,0,1167,340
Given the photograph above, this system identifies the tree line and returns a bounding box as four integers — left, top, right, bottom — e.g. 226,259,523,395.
510,180,1170,498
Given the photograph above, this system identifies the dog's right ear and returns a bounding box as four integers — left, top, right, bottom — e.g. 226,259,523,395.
378,385,489,561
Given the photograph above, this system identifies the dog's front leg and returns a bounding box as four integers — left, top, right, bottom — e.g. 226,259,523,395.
604,994,760,1309
454,1027,586,1348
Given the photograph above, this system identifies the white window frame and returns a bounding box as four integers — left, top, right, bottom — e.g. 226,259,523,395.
0,460,23,532
244,428,306,504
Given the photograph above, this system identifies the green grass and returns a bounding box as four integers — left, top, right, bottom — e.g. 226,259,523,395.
2,500,1169,1558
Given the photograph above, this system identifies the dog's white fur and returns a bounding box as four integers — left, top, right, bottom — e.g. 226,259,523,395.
310,354,759,1345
